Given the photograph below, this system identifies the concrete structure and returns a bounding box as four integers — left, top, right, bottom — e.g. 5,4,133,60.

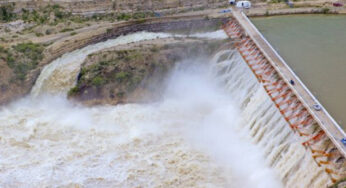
223,8,346,184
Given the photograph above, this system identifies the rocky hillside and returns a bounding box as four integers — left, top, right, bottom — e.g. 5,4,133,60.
68,38,224,105
0,42,44,104
0,0,228,14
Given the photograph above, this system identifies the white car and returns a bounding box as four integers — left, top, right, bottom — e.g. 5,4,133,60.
236,1,251,9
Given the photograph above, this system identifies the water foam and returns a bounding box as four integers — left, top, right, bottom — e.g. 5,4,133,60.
0,55,281,187
31,32,172,97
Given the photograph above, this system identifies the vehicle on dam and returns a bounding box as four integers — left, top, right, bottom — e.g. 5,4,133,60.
236,1,252,9
229,0,236,5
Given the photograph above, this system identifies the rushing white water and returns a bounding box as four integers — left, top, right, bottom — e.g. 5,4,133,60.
30,30,227,97
189,30,228,39
211,50,332,187
31,32,173,97
0,60,281,188
0,31,330,187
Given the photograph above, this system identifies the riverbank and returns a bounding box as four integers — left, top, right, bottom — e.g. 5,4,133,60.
0,13,227,105
68,37,224,106
0,0,345,105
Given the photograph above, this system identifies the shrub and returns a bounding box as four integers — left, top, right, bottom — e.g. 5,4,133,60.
13,42,44,61
54,9,64,19
60,28,74,32
132,12,146,19
92,76,105,86
0,4,16,22
68,86,79,96
45,29,53,35
52,4,61,10
265,10,270,16
322,8,330,14
70,32,77,36
35,32,44,37
117,13,131,21
115,71,130,82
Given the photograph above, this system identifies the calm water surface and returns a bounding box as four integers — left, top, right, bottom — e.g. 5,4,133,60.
252,15,346,130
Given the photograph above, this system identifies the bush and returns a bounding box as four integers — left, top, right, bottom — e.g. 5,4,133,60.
117,13,131,21
45,29,53,35
322,8,330,14
13,42,44,61
35,32,44,37
265,10,270,16
0,4,16,22
115,71,130,82
68,86,79,96
132,12,146,19
60,28,74,32
92,76,106,86
54,9,64,19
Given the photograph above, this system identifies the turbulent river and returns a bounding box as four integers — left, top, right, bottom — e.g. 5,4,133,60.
0,31,330,187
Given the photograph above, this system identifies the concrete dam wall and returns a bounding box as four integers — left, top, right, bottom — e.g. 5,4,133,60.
0,6,345,186
222,9,346,187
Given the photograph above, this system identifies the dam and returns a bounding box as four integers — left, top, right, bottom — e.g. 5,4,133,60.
0,7,346,188
222,9,346,186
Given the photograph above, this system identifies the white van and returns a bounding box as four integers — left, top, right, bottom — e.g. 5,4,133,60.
236,1,251,8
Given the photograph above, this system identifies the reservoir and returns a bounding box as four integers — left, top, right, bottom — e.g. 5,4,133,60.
252,15,346,131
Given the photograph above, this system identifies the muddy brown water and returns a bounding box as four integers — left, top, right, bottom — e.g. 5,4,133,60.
252,14,346,131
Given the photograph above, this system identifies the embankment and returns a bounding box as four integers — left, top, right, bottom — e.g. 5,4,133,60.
0,15,227,105
68,38,224,105
0,0,227,14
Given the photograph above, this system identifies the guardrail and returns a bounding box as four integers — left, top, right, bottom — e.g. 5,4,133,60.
223,8,346,183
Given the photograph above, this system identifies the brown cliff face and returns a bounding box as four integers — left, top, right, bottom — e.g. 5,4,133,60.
68,38,223,105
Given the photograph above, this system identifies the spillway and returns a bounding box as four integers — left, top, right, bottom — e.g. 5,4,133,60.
0,16,345,187
222,9,346,187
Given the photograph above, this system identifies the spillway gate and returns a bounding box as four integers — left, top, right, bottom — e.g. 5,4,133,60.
222,9,346,185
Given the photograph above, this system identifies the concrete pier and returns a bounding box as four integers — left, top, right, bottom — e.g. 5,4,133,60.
225,8,346,183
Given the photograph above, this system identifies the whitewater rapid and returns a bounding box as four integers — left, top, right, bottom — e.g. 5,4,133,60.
30,30,228,97
0,31,286,187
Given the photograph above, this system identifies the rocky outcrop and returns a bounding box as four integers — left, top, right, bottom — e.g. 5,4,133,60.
68,38,224,105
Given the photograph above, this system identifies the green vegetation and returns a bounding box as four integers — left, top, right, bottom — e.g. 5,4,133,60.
116,13,132,21
114,71,130,82
92,76,106,86
68,86,79,96
265,10,270,16
35,32,44,37
1,3,154,27
321,7,330,14
13,42,44,62
0,42,44,81
67,41,222,103
0,3,16,22
60,28,74,32
68,49,152,97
